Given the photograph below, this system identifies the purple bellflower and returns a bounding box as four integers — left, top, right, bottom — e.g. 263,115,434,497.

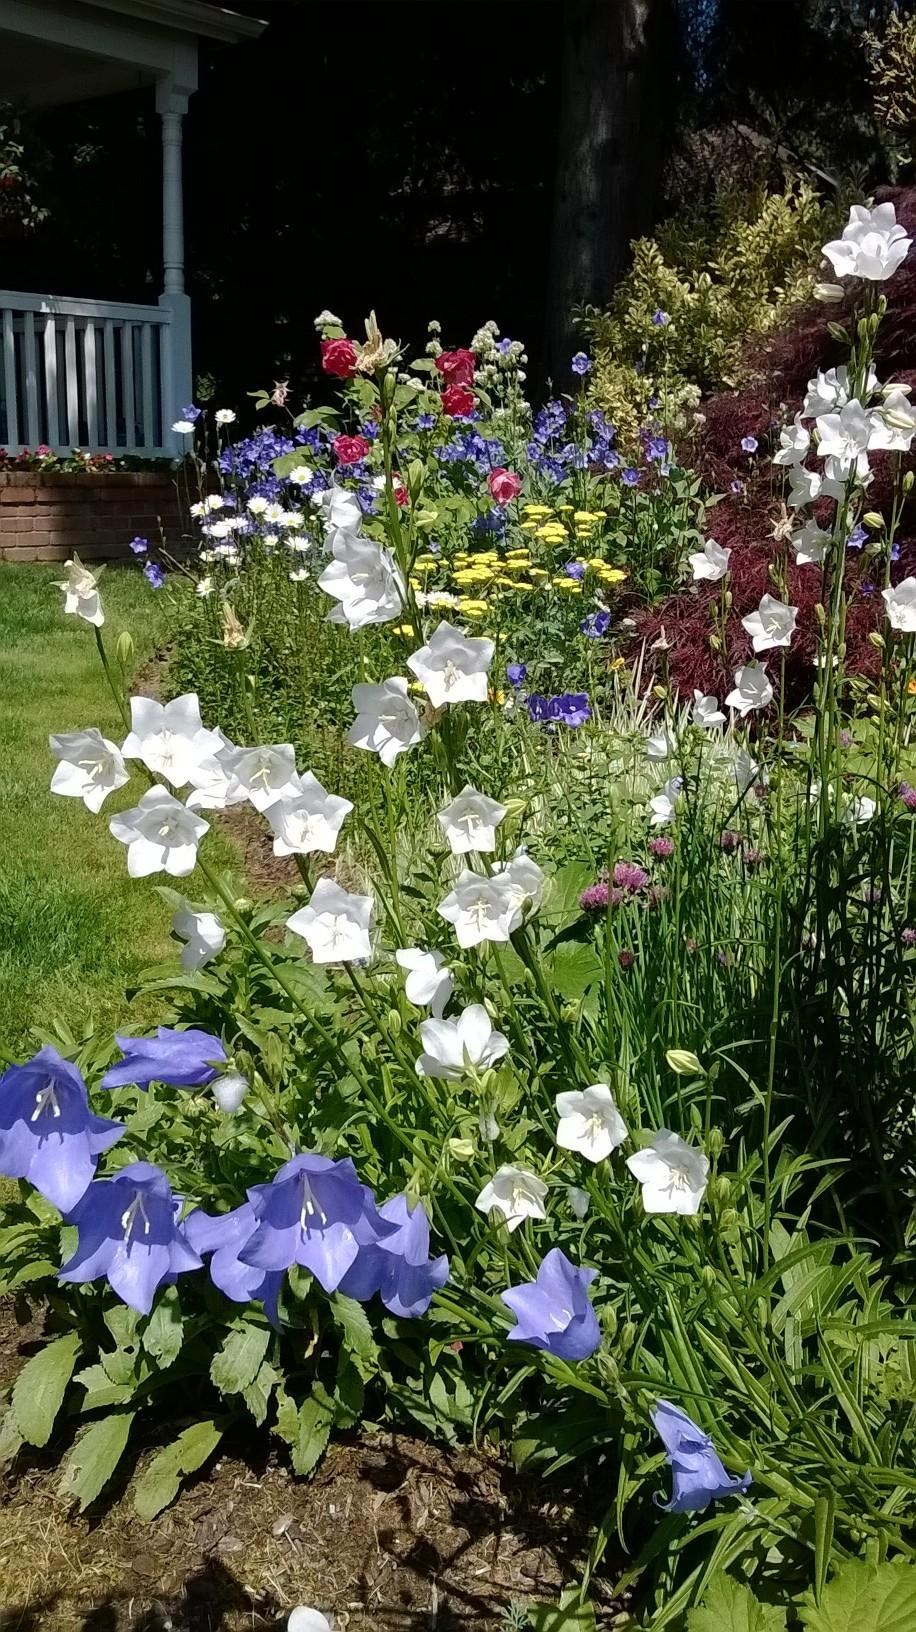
571,353,591,376
501,1247,600,1361
144,562,166,589
184,1201,285,1325
240,1153,397,1295
101,1028,227,1091
129,536,149,555
0,1046,124,1213
59,1161,202,1315
651,1398,751,1513
507,662,527,686
338,1194,449,1318
581,610,610,638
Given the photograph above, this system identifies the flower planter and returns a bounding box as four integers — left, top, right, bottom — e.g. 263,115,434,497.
0,470,181,563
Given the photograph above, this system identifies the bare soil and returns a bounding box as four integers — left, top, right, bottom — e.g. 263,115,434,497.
0,1304,594,1632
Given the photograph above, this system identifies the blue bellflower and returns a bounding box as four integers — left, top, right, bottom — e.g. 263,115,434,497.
651,1399,751,1513
581,610,611,638
59,1160,202,1314
338,1194,449,1318
101,1027,227,1091
144,562,165,589
184,1200,285,1325
129,536,149,555
240,1153,397,1294
0,1046,124,1212
506,662,527,686
501,1247,600,1361
571,353,592,376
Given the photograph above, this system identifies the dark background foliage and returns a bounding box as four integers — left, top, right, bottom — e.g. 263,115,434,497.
1,0,908,403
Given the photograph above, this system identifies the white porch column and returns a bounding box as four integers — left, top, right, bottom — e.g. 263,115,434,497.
156,78,193,452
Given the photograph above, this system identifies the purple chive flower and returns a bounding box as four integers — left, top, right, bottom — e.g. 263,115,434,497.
337,1194,449,1318
900,782,916,811
0,1046,124,1213
651,1399,751,1514
649,836,674,859
129,536,149,556
743,847,766,870
183,1201,284,1324
581,609,611,638
580,881,610,911
740,436,758,455
847,525,867,550
59,1161,202,1315
571,353,592,376
651,310,670,327
901,927,916,947
143,562,166,589
613,861,649,893
621,467,640,487
507,662,527,686
564,561,586,580
240,1153,396,1295
618,948,637,969
719,830,743,852
101,1028,227,1091
501,1248,599,1361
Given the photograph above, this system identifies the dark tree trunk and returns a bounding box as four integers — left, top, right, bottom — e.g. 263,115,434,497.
547,0,676,381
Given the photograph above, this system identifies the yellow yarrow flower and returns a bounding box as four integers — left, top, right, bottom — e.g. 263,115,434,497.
529,568,549,581
597,567,627,584
459,598,490,617
393,624,414,637
553,578,583,593
522,504,553,517
557,504,574,514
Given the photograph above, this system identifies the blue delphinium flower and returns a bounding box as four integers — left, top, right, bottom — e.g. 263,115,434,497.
101,1028,227,1091
59,1161,202,1315
184,1201,284,1324
651,310,670,327
564,561,586,581
240,1153,397,1295
129,536,149,555
507,662,527,686
571,352,592,376
651,1399,751,1513
740,435,759,454
621,467,640,487
501,1247,600,1360
144,562,166,589
337,1194,449,1318
0,1046,124,1212
581,610,611,638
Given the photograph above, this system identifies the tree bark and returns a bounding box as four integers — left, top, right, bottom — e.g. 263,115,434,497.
547,0,675,381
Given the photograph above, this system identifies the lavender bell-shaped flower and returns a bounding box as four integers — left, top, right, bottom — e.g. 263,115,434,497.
183,1200,285,1325
337,1194,449,1317
101,1027,227,1090
0,1046,124,1212
501,1247,600,1361
651,1399,751,1513
59,1160,202,1315
240,1153,398,1295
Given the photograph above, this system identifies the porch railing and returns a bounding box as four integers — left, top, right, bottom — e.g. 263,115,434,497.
0,290,179,458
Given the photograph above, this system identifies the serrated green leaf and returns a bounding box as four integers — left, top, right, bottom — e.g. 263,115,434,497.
331,1293,379,1376
61,1412,135,1512
242,1361,279,1427
0,1408,23,1467
273,1384,299,1447
142,1288,184,1369
687,1574,786,1632
13,1331,80,1447
798,1560,916,1632
133,1419,223,1521
75,1363,136,1412
291,1387,334,1478
210,1322,270,1396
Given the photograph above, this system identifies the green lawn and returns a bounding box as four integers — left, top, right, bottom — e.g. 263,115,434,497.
0,565,231,1056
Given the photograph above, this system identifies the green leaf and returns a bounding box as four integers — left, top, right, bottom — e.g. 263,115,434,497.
210,1321,270,1397
242,1361,279,1428
331,1293,379,1377
530,1589,597,1632
133,1419,223,1521
546,940,603,1000
61,1411,135,1512
142,1288,184,1369
0,1407,23,1467
687,1575,786,1632
12,1331,80,1447
798,1561,916,1632
291,1386,334,1478
75,1363,136,1412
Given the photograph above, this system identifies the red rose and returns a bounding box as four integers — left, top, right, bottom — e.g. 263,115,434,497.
333,433,371,465
435,348,476,386
488,467,521,505
441,383,475,418
321,338,358,379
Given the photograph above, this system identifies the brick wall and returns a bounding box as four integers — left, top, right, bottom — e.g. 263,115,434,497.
0,471,182,564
